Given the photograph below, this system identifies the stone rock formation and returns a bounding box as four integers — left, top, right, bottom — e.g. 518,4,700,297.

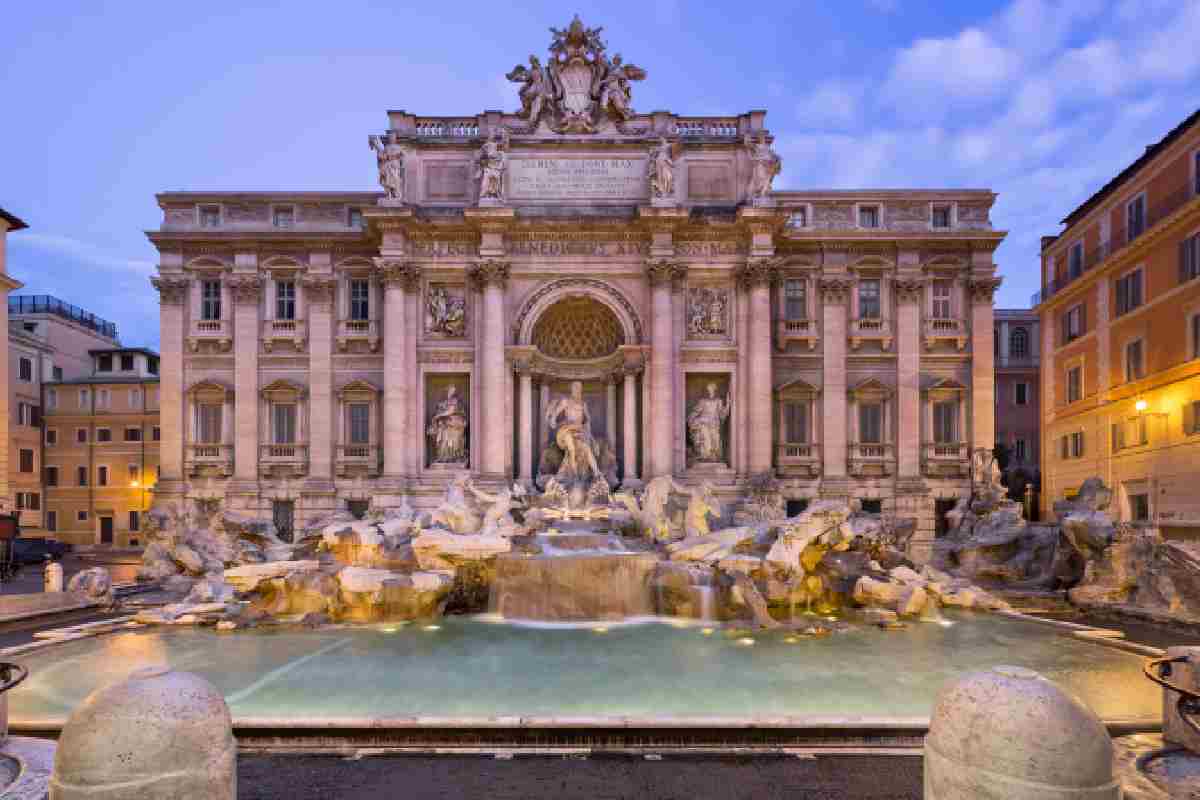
66,567,113,607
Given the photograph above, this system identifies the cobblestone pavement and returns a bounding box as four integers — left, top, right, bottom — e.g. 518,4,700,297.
236,754,924,800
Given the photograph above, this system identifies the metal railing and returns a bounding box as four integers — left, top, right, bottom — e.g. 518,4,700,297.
8,295,118,339
1034,181,1198,306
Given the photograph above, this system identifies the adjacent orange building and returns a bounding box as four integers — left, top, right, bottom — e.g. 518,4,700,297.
1036,108,1200,532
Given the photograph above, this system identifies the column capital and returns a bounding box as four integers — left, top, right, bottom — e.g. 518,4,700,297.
736,257,782,289
968,276,1003,304
374,258,422,291
300,273,338,305
894,277,925,304
151,275,190,305
644,258,685,287
819,276,854,304
468,259,511,289
227,274,264,304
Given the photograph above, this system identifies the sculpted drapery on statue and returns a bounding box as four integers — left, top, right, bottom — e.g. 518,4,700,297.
505,15,646,133
474,129,509,202
426,286,465,337
428,386,468,464
688,383,730,463
744,134,781,199
545,381,602,483
647,138,679,200
368,135,407,201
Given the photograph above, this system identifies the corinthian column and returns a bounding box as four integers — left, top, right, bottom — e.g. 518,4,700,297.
894,277,924,480
376,259,421,478
622,365,641,485
151,275,189,486
739,258,778,475
228,273,263,482
515,361,533,486
645,259,682,478
470,259,510,480
820,278,852,484
969,277,1002,450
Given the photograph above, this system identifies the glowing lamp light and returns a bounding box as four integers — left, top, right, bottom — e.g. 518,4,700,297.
1135,399,1148,413
130,480,140,488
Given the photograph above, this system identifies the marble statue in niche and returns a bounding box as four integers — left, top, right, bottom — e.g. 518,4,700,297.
744,133,781,199
648,138,679,200
368,135,406,201
687,287,728,337
544,381,603,483
474,129,508,202
427,385,468,464
687,382,730,463
426,285,466,337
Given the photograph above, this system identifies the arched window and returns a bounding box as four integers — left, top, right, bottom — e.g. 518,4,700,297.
1010,327,1029,359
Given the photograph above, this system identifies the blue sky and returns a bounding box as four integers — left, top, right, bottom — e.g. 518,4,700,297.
4,0,1200,348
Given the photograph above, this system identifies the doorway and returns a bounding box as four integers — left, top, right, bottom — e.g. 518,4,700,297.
934,498,957,538
785,499,809,518
273,501,295,543
99,516,114,545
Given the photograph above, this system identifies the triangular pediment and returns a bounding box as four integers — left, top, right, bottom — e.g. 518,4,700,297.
337,379,381,399
260,378,306,400
850,377,891,394
775,378,819,396
924,377,967,393
186,379,233,399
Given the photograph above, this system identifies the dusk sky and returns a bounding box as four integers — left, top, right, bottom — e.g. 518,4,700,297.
4,0,1199,349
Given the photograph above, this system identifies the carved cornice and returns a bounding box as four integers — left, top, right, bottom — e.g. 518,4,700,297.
151,275,190,305
226,275,264,304
374,258,422,291
736,257,782,289
300,273,339,304
894,278,925,304
468,259,511,289
644,258,685,288
968,276,1003,304
819,277,854,304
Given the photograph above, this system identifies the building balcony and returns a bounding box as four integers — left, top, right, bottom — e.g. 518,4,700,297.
849,317,892,351
262,318,307,353
336,444,381,477
922,442,970,478
336,319,380,352
923,317,968,351
775,442,821,478
188,318,231,352
776,318,819,351
259,443,308,478
848,442,895,477
185,443,233,477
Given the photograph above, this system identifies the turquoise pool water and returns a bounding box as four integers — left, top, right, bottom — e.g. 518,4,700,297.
8,611,1159,725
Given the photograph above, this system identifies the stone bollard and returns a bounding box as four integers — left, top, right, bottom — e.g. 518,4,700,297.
44,561,63,593
49,666,236,799
925,665,1119,799
1163,646,1200,753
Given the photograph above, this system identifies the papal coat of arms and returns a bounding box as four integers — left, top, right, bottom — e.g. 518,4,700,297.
505,15,647,134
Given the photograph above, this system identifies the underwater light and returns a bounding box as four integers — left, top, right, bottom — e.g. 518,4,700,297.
592,626,609,634
422,624,442,631
783,636,798,644
701,628,715,636
737,637,755,646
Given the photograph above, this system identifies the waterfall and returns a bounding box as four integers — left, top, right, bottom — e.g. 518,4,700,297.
693,585,715,622
489,551,659,622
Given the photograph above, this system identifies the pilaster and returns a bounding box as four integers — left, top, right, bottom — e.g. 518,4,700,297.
469,259,511,481
151,274,189,489
894,277,924,479
969,277,1002,450
622,364,642,486
645,258,684,478
820,277,853,481
377,258,421,479
228,268,263,482
302,265,337,487
737,258,779,475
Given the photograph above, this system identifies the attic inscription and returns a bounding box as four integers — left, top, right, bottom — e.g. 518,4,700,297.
508,157,647,201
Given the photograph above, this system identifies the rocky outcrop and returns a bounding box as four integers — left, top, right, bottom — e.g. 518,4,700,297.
337,567,454,622
67,567,113,607
1069,527,1200,621
223,561,320,592
411,530,512,571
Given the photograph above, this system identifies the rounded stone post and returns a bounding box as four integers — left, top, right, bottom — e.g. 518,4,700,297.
50,666,236,799
44,561,63,593
925,665,1118,799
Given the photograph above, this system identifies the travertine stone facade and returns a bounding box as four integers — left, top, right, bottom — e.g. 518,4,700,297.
0,208,27,516
994,308,1040,490
148,19,1003,560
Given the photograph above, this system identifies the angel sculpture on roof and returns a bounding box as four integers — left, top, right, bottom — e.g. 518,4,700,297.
593,53,646,122
505,55,557,128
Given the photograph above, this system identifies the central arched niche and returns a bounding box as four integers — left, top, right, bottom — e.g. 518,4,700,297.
531,296,624,360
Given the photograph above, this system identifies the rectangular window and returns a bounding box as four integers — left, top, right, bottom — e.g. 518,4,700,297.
46,388,57,410
46,511,57,532
199,205,221,227
932,400,958,443
350,279,371,321
931,205,951,229
1190,400,1200,435
348,403,370,444
1115,268,1144,315
196,404,222,444
273,403,297,444
1130,493,1150,522
78,388,89,408
96,389,109,409
858,205,880,228
1068,242,1083,279
76,428,87,444
276,280,296,321
76,466,87,487
788,207,808,228
1127,194,1146,241
1194,315,1200,359
1063,305,1084,343
128,464,139,482
129,510,140,531
858,279,881,319
1125,339,1144,382
97,354,112,372
45,429,57,446
97,465,108,486
1070,431,1085,458
1067,366,1082,403
77,510,88,522
201,280,222,321
45,466,58,487
1181,233,1200,284
152,426,161,442
18,357,32,382
130,388,141,407
1015,382,1029,406
784,279,807,320
124,427,142,442
96,428,111,443
148,357,158,375
273,206,294,228
783,401,809,443
348,208,363,228
859,403,883,444
52,366,62,381
931,280,952,319
1014,438,1027,462
120,354,134,371
16,493,39,511
18,449,33,473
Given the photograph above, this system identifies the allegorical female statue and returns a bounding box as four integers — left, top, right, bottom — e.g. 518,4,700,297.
687,382,730,463
648,137,678,199
744,133,781,198
368,135,406,201
427,385,468,464
475,129,508,201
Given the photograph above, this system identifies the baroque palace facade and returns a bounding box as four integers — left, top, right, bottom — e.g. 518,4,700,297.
148,18,1003,558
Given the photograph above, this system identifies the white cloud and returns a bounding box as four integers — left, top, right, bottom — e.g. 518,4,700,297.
14,232,155,276
884,28,1019,105
795,81,864,128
